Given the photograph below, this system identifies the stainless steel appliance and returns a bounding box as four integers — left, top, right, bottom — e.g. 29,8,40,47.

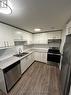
60,34,71,95
3,60,21,92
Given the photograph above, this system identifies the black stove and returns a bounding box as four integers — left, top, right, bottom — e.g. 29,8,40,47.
47,47,61,63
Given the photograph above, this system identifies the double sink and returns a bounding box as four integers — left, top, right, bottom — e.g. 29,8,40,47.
14,52,28,57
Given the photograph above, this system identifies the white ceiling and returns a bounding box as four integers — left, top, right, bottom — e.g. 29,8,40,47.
0,0,71,33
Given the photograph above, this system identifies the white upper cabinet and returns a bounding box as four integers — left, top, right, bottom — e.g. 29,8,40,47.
48,32,61,39
14,31,33,45
33,33,48,44
14,31,23,41
0,23,33,48
33,31,62,44
24,33,33,45
0,23,14,47
0,23,62,47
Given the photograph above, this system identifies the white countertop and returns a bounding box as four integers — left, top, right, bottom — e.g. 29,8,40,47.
0,56,20,70
33,48,48,53
0,48,48,70
0,51,33,70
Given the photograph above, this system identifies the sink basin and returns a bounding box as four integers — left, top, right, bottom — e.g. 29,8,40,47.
14,52,28,57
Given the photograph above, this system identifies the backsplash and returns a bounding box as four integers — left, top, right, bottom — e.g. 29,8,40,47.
48,43,60,48
33,44,48,48
0,45,33,61
0,43,60,61
33,43,60,49
0,47,17,61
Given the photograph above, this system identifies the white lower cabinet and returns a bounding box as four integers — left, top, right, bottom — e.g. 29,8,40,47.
26,54,32,67
21,57,27,74
31,53,34,63
21,51,47,74
20,53,34,74
34,51,47,63
40,52,47,63
34,52,41,61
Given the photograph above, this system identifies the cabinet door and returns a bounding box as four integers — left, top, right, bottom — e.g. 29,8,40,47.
21,53,34,74
20,58,27,74
34,52,47,63
0,41,4,47
34,52,41,61
31,53,34,63
40,52,47,63
0,23,15,48
27,54,32,67
26,54,34,69
33,33,48,44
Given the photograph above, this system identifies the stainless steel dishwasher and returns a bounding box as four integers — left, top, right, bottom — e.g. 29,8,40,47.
3,60,21,92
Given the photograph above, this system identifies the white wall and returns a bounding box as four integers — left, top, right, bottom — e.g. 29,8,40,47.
60,28,66,53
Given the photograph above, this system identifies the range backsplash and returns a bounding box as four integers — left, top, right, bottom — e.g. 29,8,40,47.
0,43,60,61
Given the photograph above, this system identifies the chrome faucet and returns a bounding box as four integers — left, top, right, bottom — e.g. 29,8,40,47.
18,48,22,54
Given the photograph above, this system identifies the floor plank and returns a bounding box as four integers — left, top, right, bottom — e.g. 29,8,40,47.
0,61,61,95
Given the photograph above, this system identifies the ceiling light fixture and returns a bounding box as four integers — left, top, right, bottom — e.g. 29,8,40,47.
0,0,12,14
17,31,22,34
34,28,41,32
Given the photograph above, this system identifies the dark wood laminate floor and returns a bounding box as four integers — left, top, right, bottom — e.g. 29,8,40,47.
0,61,61,95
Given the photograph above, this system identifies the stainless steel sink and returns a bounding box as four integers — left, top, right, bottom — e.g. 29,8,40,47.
14,52,28,57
